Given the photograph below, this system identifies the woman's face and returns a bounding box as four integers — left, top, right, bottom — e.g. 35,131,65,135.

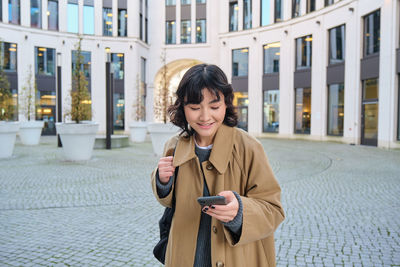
184,89,226,147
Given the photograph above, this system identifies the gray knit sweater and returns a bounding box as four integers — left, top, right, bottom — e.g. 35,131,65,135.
156,145,243,267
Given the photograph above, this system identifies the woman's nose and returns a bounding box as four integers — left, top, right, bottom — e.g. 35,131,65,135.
199,108,210,121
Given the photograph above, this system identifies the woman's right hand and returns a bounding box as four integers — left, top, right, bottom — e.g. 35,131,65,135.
158,156,175,184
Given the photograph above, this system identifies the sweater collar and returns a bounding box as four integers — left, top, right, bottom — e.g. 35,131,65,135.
173,124,235,174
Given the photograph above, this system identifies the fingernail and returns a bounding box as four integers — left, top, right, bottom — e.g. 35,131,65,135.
211,206,215,209
203,207,208,212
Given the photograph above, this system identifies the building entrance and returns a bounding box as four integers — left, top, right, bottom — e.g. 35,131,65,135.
361,78,378,146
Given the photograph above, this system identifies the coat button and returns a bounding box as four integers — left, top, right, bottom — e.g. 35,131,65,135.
206,164,213,170
216,262,224,267
212,226,217,234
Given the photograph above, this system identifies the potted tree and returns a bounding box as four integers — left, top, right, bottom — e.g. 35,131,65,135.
18,65,44,145
0,42,19,158
55,38,99,161
147,49,179,156
129,74,147,143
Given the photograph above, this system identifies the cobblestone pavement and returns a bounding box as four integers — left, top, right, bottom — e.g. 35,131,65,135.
0,136,399,267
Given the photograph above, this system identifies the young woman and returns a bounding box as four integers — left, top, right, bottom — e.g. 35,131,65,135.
151,64,285,267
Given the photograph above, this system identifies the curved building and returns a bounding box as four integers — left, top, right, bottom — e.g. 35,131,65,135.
0,0,399,148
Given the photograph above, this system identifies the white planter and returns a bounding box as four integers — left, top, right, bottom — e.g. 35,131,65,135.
129,121,148,143
56,122,99,161
147,122,180,156
19,121,44,145
0,121,20,158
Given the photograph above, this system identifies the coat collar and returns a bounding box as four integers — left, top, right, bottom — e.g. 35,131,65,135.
173,124,235,174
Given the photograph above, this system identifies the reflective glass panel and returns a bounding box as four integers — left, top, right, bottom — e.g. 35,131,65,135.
263,90,279,133
329,25,345,65
325,0,334,7
196,19,206,43
363,78,378,100
31,0,41,28
1,42,18,71
243,0,252,29
261,0,271,26
8,0,20,24
232,48,249,77
306,0,315,13
364,10,380,56
294,87,311,134
398,77,400,140
296,35,312,70
47,0,58,31
103,7,112,36
166,0,176,5
111,53,124,80
36,91,56,135
181,0,190,4
274,0,282,23
327,83,344,136
118,9,127,36
181,20,191,44
292,0,300,18
67,3,78,33
166,21,176,44
264,42,280,73
229,2,238,32
233,92,248,131
35,47,55,76
113,93,125,130
83,5,94,35
72,50,91,82
196,0,206,3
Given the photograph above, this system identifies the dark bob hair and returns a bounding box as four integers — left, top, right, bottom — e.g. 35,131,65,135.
168,63,238,136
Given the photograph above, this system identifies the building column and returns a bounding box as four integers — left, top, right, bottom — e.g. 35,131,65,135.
20,0,30,27
176,0,181,44
94,0,102,36
42,0,48,30
191,0,196,44
78,0,84,34
112,0,118,37
238,0,243,31
315,0,324,11
127,0,138,38
283,0,291,21
248,36,262,135
58,0,67,32
252,0,260,28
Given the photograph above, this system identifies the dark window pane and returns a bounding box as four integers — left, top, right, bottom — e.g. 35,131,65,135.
31,0,42,28
72,50,91,83
181,20,191,44
292,0,300,18
111,53,124,80
329,25,345,64
363,78,378,100
325,0,334,7
274,0,282,23
364,10,380,56
118,9,127,36
295,87,311,134
232,48,249,76
113,92,125,130
165,0,176,5
327,83,344,136
196,19,206,43
9,0,20,24
103,7,112,36
35,47,55,76
243,0,252,29
398,77,400,140
306,0,315,13
263,90,279,133
296,35,312,69
166,21,176,44
47,0,58,31
264,42,280,73
229,2,238,32
1,42,18,71
234,92,248,131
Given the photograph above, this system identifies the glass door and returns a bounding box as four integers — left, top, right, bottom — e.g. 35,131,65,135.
361,79,379,146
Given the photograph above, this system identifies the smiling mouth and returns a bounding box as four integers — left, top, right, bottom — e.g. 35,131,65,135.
197,123,214,129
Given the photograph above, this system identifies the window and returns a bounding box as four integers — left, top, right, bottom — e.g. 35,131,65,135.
274,0,282,22
364,10,380,56
166,21,176,44
181,20,191,44
72,50,91,81
196,0,206,3
103,8,112,36
264,42,280,73
294,87,311,134
8,0,20,24
145,0,148,42
296,35,312,70
140,13,143,40
196,19,206,43
118,9,127,37
35,47,55,76
166,0,176,5
232,48,249,76
292,0,301,18
0,42,17,71
329,25,345,65
31,0,41,28
306,0,315,13
243,0,252,30
67,3,78,33
229,1,238,32
83,4,94,35
234,92,248,131
111,53,124,80
327,83,344,136
325,0,334,6
398,77,400,140
263,90,279,133
47,0,58,31
139,57,147,121
0,0,2,21
181,0,190,4
261,0,271,26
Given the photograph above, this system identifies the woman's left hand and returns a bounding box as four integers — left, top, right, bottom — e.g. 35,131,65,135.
202,191,239,223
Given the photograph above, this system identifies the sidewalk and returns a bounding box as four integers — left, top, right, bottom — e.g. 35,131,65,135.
0,137,399,266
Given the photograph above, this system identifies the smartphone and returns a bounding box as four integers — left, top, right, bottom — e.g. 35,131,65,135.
197,196,227,206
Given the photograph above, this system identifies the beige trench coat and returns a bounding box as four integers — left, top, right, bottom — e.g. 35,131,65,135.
152,124,285,267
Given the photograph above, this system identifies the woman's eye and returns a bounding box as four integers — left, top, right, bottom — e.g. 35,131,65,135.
211,106,220,110
190,107,200,111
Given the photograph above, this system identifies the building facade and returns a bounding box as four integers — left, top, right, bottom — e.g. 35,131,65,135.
0,0,399,148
